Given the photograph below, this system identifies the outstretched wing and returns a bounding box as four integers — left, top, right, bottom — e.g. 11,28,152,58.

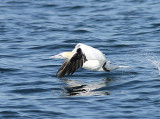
57,48,87,79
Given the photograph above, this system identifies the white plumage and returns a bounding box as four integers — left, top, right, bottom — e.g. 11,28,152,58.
72,43,106,71
72,43,106,61
50,43,129,79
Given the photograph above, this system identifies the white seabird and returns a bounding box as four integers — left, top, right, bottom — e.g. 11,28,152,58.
50,43,129,79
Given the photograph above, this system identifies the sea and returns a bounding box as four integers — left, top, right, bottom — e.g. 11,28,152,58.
1,0,160,118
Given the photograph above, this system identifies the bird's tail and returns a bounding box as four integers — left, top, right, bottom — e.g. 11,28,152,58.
108,65,130,71
118,65,130,68
105,61,130,71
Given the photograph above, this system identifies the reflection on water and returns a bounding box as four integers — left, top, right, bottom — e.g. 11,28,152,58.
61,78,116,96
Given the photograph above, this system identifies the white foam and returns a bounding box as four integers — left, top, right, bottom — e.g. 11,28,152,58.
145,52,160,75
151,60,160,75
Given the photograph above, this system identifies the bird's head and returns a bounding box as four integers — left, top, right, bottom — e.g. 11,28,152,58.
50,52,74,59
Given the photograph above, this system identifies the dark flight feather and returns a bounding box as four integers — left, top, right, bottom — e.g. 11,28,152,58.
57,48,87,79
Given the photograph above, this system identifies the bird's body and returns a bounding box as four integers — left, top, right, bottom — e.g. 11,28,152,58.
72,43,106,71
50,43,129,79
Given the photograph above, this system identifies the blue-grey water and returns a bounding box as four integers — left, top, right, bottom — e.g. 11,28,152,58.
1,0,160,118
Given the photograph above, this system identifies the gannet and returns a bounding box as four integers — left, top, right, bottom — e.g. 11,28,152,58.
50,43,129,79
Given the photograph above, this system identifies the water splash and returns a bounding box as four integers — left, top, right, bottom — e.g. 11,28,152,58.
149,59,160,75
144,52,160,75
125,50,160,76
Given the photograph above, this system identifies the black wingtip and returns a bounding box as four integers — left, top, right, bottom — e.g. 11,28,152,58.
56,47,87,79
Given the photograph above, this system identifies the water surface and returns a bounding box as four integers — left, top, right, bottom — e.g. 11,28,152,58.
1,0,160,118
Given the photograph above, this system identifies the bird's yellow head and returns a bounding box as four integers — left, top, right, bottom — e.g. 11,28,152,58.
50,52,74,59
61,52,74,59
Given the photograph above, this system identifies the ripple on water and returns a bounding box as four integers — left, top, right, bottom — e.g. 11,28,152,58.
0,68,19,73
1,0,160,118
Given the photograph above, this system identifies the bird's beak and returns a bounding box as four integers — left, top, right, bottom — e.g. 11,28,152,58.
49,54,64,59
